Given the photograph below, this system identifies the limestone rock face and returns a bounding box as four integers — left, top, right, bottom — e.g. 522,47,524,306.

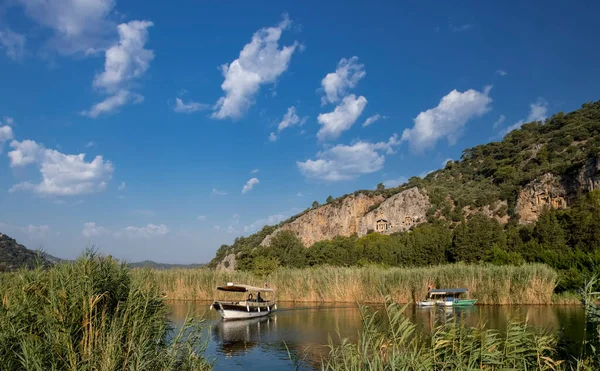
516,155,600,224
261,193,385,247
216,253,236,271
358,187,430,237
516,173,568,224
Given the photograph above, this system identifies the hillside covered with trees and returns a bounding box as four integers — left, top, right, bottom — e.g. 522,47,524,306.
210,101,600,292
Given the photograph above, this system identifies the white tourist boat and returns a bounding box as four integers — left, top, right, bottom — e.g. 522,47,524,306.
417,288,477,307
210,282,277,320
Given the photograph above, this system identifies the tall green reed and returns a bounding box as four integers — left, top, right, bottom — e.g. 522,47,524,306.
0,251,211,371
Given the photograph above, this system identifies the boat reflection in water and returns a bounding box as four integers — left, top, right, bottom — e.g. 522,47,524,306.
211,315,278,357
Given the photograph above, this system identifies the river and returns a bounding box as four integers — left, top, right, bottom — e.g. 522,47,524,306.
168,302,586,370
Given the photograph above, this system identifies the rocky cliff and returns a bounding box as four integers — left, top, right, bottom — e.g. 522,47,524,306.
357,187,430,236
261,193,385,247
516,154,600,224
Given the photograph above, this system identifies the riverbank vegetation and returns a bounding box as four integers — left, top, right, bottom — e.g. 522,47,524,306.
220,190,600,296
0,252,211,371
148,263,557,304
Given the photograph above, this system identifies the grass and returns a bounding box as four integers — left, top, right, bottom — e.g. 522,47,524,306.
148,263,558,305
321,298,566,370
0,251,211,371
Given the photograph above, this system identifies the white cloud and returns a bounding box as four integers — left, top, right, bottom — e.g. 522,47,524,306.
84,20,153,117
121,224,168,238
197,215,207,221
118,181,126,191
493,114,506,128
502,98,548,135
317,94,367,141
212,16,299,120
16,0,115,54
0,28,26,60
82,89,143,118
297,134,399,182
362,114,387,127
0,125,14,152
277,106,306,132
243,208,300,234
82,222,108,238
84,141,96,148
8,139,114,196
496,69,507,76
320,57,365,105
450,23,473,32
174,98,210,113
251,169,260,174
401,87,492,153
383,177,408,188
296,192,303,197
22,225,51,239
269,132,277,142
211,188,227,196
242,178,259,194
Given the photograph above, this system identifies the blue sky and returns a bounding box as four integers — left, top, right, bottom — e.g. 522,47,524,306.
0,0,599,263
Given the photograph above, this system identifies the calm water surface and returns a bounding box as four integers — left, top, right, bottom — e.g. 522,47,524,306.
168,302,586,370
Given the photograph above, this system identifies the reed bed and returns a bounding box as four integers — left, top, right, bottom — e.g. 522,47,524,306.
148,263,558,305
321,298,571,370
0,252,211,371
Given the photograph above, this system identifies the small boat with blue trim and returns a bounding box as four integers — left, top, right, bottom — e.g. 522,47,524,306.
417,288,477,307
210,282,277,320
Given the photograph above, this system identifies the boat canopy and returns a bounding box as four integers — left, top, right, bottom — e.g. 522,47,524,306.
429,288,468,295
216,283,274,293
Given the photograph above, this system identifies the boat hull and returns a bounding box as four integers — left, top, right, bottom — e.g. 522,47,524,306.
211,302,277,321
453,299,477,307
417,300,435,307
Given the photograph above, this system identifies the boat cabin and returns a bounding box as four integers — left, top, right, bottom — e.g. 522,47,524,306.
428,288,468,299
211,282,277,320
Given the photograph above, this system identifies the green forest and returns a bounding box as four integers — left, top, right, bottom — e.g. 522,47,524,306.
210,101,600,294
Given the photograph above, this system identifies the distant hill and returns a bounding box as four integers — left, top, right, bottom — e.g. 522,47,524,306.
209,100,600,270
128,260,205,270
0,232,56,271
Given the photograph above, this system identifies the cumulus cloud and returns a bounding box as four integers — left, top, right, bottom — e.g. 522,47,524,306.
297,134,399,182
401,87,492,153
496,69,507,76
268,132,277,142
277,106,306,133
16,0,115,54
211,188,227,196
121,224,169,238
84,20,153,117
251,169,259,174
383,177,408,188
8,139,114,196
82,222,108,238
82,90,143,118
493,114,506,128
0,125,14,152
118,181,126,191
320,57,365,105
317,94,367,141
241,178,259,194
362,114,387,127
502,98,548,135
0,28,26,60
212,16,299,120
174,97,210,113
